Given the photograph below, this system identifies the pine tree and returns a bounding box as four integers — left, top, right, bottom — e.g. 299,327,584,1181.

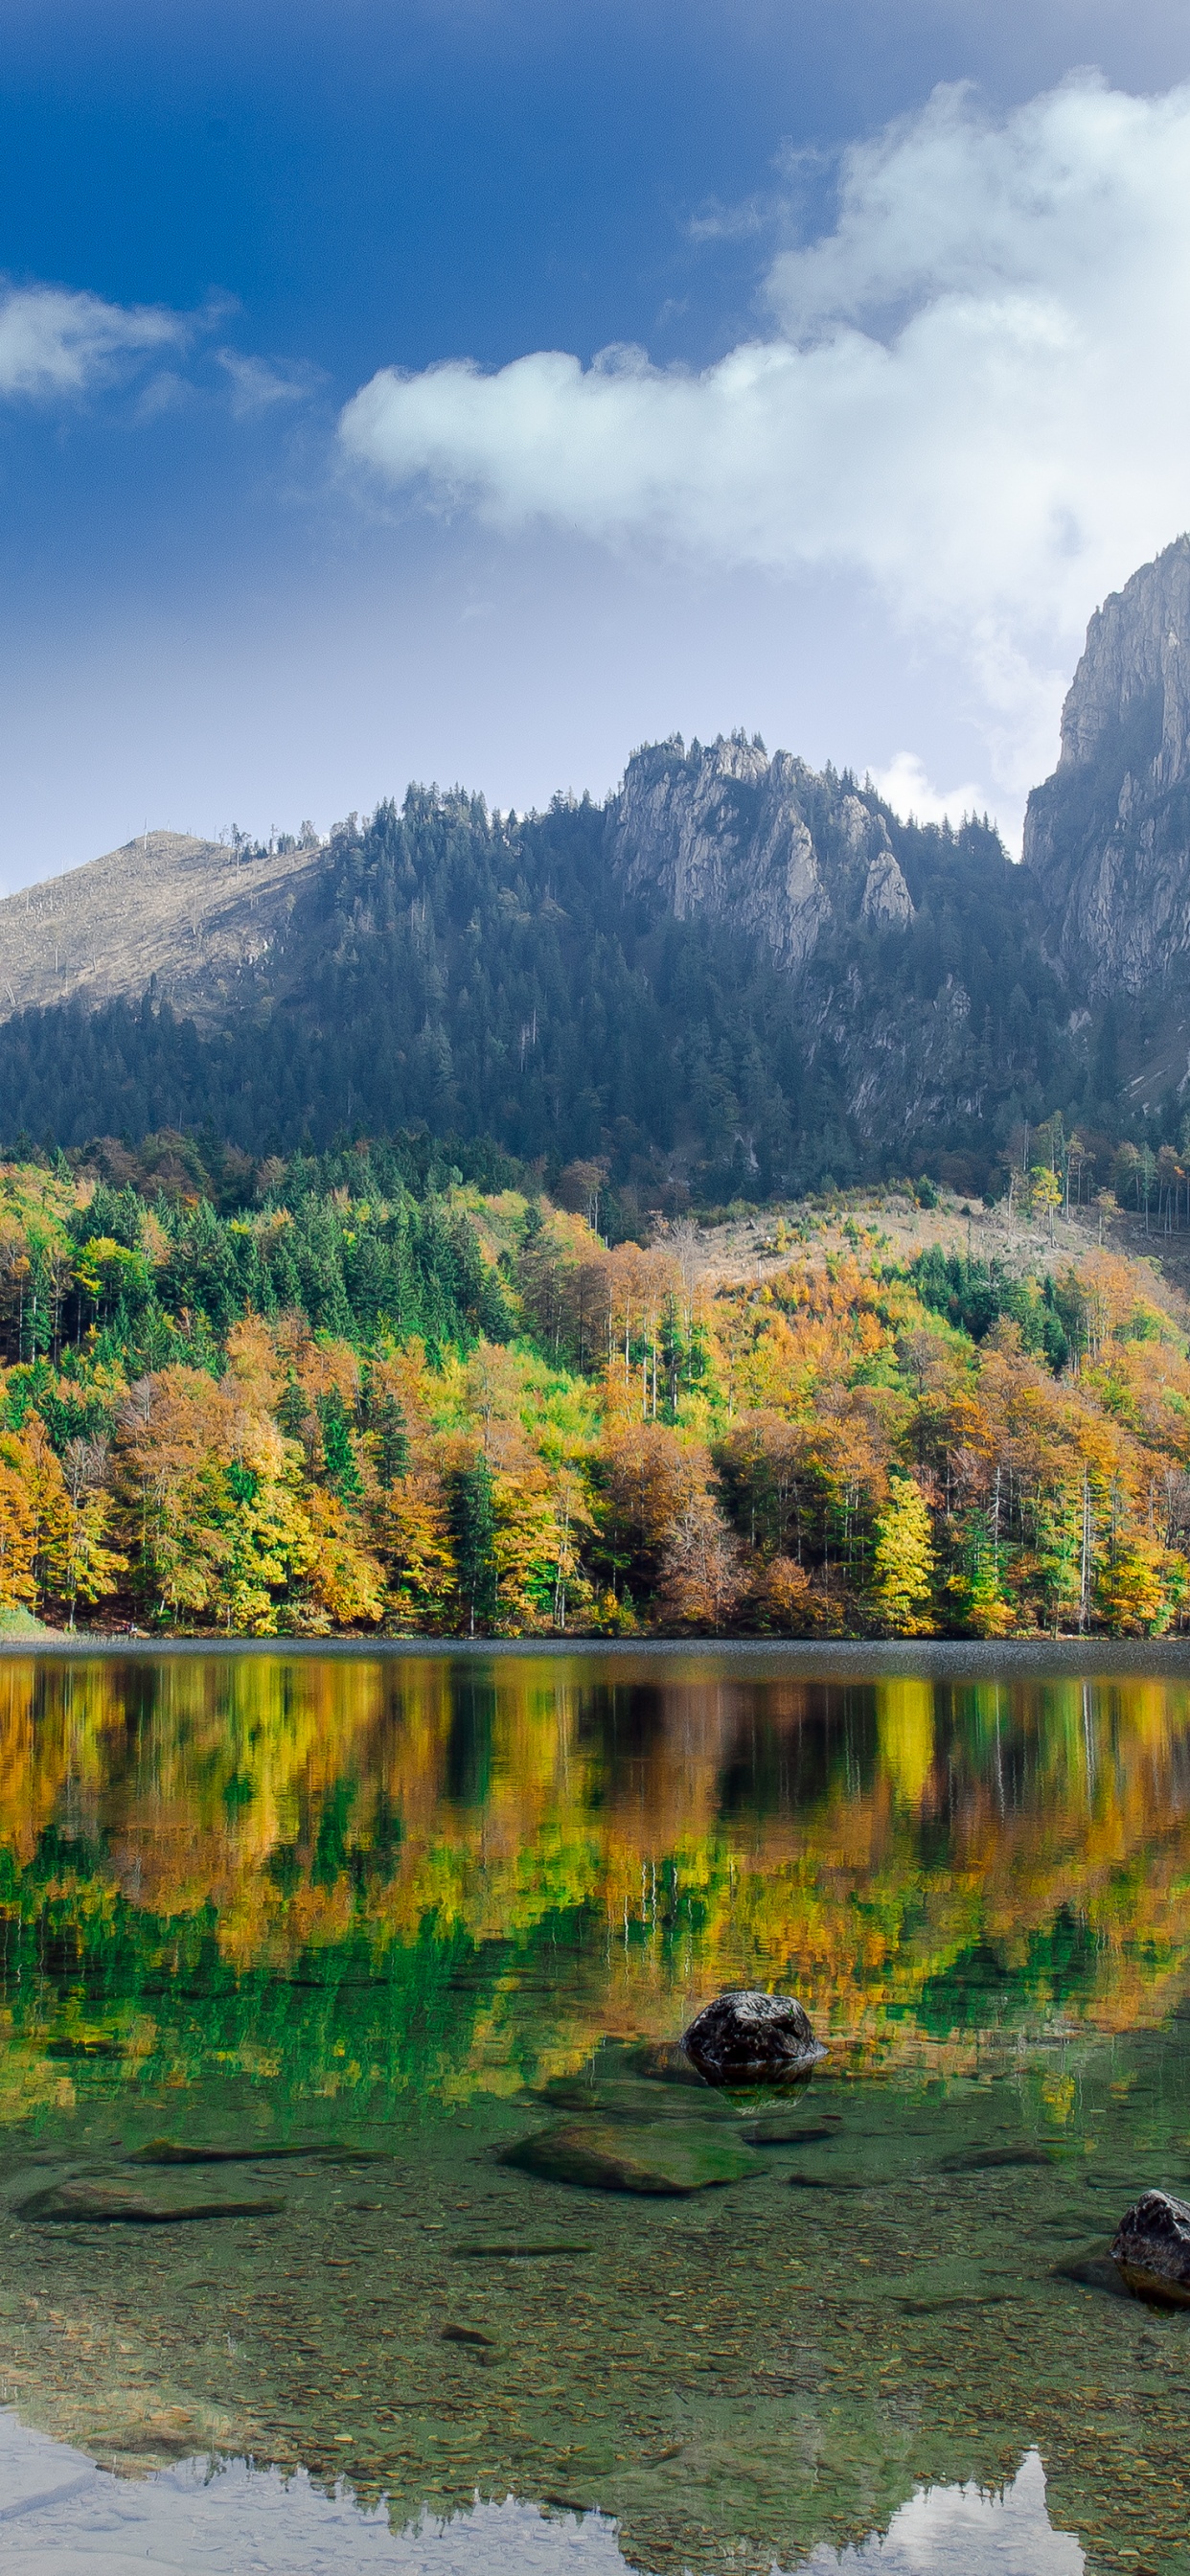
319,1389,363,1504
450,1460,498,1634
374,1394,409,1486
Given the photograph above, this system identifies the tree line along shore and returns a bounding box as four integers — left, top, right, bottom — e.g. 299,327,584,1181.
0,1138,1185,1639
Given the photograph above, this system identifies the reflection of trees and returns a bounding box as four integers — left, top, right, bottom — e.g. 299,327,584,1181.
0,1658,1189,2104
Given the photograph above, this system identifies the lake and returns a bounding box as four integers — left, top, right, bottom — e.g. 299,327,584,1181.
0,1642,1186,2575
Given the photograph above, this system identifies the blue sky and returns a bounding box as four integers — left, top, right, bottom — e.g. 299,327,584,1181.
2,0,1189,884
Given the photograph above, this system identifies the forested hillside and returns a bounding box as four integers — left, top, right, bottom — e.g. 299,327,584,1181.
0,1144,1186,1640
0,773,1086,1203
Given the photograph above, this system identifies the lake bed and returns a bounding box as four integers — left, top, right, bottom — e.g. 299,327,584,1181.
0,1645,1185,2574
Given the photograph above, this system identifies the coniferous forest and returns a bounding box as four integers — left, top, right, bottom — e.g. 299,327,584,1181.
0,785,1091,1203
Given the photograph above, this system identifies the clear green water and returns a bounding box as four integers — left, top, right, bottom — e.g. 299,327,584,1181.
0,1644,1188,2573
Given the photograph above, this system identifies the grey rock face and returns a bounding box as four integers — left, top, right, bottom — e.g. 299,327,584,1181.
607,734,914,969
1023,536,1190,992
1110,2186,1190,2304
682,1989,828,2085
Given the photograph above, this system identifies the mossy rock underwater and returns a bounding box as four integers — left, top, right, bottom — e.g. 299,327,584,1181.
499,2117,761,2195
17,2178,286,2224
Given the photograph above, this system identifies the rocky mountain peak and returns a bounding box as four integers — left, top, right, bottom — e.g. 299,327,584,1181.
1023,535,1190,991
606,732,914,969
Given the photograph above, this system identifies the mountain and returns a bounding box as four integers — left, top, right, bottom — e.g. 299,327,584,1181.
6,537,1190,1196
0,755,1065,1199
608,734,915,962
608,737,1062,1154
0,828,321,1025
1023,535,1190,994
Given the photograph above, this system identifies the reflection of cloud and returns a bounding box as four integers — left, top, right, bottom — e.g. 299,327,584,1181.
0,282,186,398
339,74,1190,795
0,2417,631,2569
872,752,990,830
801,2450,1084,2573
0,2416,1082,2572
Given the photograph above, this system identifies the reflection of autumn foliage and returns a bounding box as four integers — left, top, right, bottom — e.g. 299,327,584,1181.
2,1658,1190,2099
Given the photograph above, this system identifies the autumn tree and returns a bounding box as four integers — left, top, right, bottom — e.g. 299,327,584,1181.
869,1475,936,1635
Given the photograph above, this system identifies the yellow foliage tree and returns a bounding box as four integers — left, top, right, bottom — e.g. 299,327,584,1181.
869,1475,936,1635
0,1436,37,1611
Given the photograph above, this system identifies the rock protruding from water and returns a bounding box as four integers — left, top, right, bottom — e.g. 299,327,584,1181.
1110,2188,1190,2304
683,1990,827,2086
500,2117,760,2195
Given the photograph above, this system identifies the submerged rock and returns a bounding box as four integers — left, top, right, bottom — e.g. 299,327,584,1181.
129,2137,354,2164
936,2145,1056,2174
1051,2242,1134,2300
533,2075,739,2127
501,2117,760,2195
1110,2189,1190,2304
18,2177,286,2224
450,2239,593,2258
683,1990,827,2086
743,2112,843,2145
620,2040,709,2088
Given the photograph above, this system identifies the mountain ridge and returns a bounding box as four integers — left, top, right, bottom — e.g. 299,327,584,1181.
2,538,1189,1190
0,827,320,1026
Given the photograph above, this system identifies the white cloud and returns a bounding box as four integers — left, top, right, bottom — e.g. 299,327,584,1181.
872,751,990,828
0,283,186,399
217,349,315,419
338,73,1190,797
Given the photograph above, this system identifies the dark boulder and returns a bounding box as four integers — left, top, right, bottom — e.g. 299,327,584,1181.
1110,2189,1190,2304
683,1990,827,2086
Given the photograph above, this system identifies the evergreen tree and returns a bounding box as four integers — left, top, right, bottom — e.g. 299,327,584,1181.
449,1460,497,1635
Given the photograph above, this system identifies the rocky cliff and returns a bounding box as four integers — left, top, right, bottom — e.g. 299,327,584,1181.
606,734,915,965
1023,535,1190,993
606,731,1061,1152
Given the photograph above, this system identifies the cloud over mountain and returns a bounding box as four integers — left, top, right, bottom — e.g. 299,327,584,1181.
339,74,1190,794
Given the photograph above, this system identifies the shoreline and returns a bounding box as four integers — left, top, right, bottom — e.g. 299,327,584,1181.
8,1630,1190,1672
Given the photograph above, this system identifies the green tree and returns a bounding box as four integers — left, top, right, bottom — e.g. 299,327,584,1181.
319,1389,363,1504
450,1460,497,1635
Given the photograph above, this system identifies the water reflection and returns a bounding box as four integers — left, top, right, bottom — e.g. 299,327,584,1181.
0,1648,1186,2576
0,2414,1084,2576
811,2452,1084,2573
0,1651,1188,2110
